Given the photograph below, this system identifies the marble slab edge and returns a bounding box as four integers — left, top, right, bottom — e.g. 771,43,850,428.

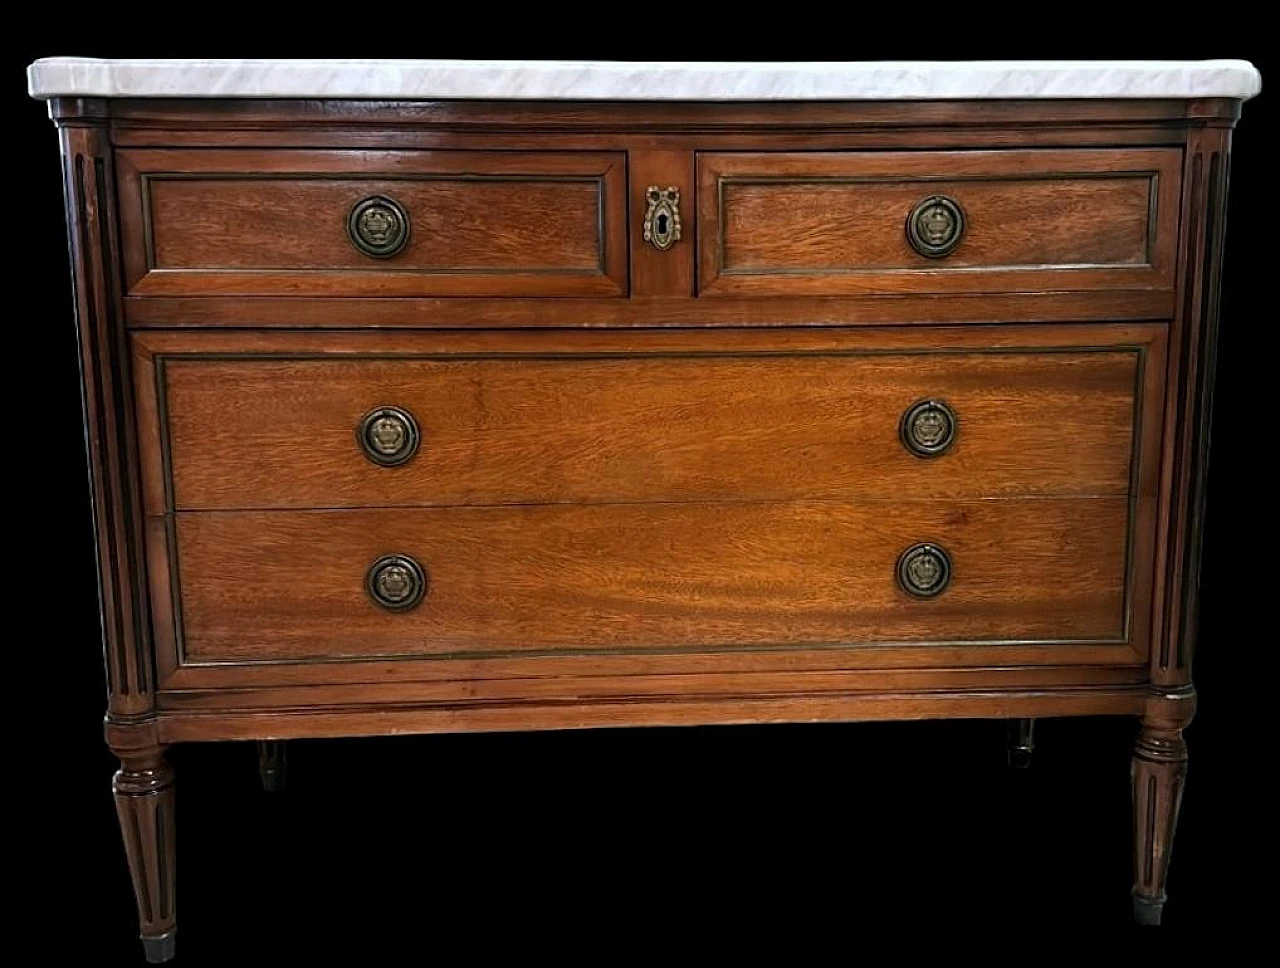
27,58,1262,101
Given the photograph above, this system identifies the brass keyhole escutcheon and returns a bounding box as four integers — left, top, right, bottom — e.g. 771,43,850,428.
643,185,682,251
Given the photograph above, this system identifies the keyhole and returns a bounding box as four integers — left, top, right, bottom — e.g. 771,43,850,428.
656,213,669,236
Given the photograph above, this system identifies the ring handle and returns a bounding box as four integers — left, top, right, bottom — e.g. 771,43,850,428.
366,554,427,611
906,195,966,259
348,195,411,259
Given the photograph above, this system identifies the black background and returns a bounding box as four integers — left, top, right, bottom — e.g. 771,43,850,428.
9,25,1272,960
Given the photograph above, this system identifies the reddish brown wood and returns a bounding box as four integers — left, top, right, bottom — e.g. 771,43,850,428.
629,149,695,297
59,104,174,962
58,112,154,718
1128,117,1234,929
158,665,1147,712
145,335,1144,512
116,148,628,297
1151,124,1234,686
38,90,1251,945
121,290,1178,329
173,498,1132,663
1132,687,1195,924
155,687,1149,744
156,640,1144,692
698,149,1181,296
86,96,1199,129
113,746,177,963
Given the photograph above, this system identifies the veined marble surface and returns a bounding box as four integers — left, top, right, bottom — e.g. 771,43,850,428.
27,58,1262,101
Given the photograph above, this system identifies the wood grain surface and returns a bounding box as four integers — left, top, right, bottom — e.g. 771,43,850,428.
155,347,1141,510
699,149,1180,295
116,148,627,297
174,498,1130,663
43,92,1246,948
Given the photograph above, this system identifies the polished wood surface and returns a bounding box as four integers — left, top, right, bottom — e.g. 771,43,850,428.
174,498,1132,662
698,149,1181,296
148,335,1144,511
43,91,1246,951
116,148,628,297
113,747,176,963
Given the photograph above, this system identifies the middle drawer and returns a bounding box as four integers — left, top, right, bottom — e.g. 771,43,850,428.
135,326,1155,513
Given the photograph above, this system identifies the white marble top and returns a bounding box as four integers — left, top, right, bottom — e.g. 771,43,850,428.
27,58,1261,101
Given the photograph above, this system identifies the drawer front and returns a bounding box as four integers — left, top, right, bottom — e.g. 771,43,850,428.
117,149,628,297
139,329,1148,512
173,499,1130,664
698,149,1181,296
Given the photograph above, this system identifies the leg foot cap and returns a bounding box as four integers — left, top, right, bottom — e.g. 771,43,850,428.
1133,895,1164,926
143,930,177,963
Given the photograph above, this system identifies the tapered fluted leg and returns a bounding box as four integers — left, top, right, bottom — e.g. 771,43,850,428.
258,740,288,793
1131,712,1189,925
1007,718,1035,769
114,748,177,963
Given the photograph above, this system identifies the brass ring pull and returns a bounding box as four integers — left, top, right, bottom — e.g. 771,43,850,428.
897,543,952,598
643,185,682,251
906,194,966,258
357,406,420,467
900,399,958,458
367,554,427,611
347,194,411,259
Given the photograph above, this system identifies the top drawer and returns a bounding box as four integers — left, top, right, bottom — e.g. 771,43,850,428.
698,148,1181,296
116,149,628,297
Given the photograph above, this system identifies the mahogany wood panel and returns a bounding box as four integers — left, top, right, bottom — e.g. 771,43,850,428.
121,290,1178,329
159,665,1147,711
116,149,627,297
173,498,1131,664
699,149,1181,296
156,688,1149,744
152,346,1141,511
157,642,1144,692
1150,125,1233,686
93,96,1212,129
58,118,155,719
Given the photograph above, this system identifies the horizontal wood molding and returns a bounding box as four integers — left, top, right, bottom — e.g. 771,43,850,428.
92,97,1205,128
157,665,1148,711
155,686,1148,743
121,290,1178,328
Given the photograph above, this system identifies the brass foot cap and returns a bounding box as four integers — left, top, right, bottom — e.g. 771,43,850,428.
143,929,177,963
1133,896,1164,926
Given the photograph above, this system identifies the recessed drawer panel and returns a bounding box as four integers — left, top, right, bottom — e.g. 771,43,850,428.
173,498,1131,664
136,327,1153,511
697,149,1181,296
117,149,628,297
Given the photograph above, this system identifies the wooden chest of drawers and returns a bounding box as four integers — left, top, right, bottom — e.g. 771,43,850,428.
30,58,1259,959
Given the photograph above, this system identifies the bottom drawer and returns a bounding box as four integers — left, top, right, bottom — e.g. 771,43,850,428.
168,498,1129,666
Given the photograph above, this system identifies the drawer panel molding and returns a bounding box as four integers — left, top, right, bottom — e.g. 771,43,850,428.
117,148,629,297
698,148,1181,296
